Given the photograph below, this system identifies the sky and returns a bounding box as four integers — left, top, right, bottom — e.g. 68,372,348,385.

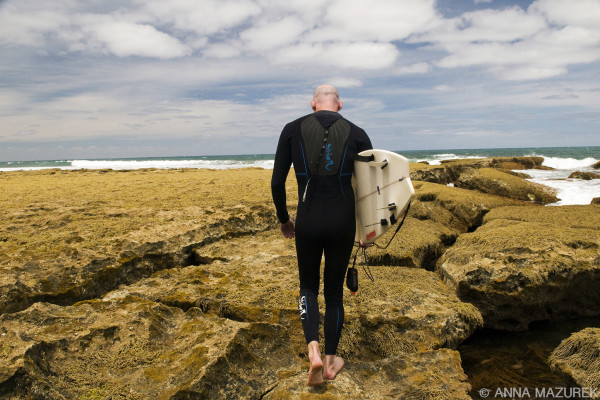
1,0,600,161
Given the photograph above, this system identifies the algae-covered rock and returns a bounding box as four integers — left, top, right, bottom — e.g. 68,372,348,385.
0,169,279,316
367,181,523,269
438,205,600,330
368,181,524,270
593,161,600,169
265,349,472,400
0,298,299,399
106,229,483,361
0,226,480,399
410,164,454,184
409,157,546,186
455,168,559,204
568,171,600,180
549,327,600,389
592,198,600,205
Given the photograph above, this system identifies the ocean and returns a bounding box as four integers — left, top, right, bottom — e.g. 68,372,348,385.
1,146,599,206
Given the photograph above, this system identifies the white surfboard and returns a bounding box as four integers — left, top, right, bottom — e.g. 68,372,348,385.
353,149,414,243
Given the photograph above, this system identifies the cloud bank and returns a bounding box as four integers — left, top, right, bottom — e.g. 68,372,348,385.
1,0,599,160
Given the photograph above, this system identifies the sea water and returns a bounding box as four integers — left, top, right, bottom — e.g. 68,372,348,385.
1,147,599,205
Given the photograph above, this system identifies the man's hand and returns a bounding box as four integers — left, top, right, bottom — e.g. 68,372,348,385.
280,219,295,239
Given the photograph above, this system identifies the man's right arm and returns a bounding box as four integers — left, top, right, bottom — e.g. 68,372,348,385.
271,127,292,225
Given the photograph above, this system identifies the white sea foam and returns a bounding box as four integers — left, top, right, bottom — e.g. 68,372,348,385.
541,156,598,170
0,159,275,171
514,156,600,205
70,159,276,170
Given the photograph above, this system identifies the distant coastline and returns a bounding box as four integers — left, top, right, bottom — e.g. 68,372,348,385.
1,146,599,171
2,146,599,206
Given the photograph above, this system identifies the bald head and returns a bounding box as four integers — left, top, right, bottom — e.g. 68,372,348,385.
311,84,342,112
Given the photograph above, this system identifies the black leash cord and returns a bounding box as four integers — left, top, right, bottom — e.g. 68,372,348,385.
373,201,411,250
351,201,412,283
351,245,375,282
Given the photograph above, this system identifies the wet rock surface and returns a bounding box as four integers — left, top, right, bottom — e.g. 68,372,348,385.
568,171,600,180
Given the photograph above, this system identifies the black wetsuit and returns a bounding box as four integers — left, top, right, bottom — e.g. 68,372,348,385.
271,110,372,355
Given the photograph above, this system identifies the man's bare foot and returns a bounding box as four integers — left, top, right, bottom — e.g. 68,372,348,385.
307,341,323,386
323,355,344,380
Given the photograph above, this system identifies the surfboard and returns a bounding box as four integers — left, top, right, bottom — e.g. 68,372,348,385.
353,149,415,243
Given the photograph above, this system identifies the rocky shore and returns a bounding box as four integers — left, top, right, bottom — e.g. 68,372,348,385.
1,158,599,399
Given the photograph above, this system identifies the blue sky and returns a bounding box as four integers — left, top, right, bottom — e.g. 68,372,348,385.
1,0,599,161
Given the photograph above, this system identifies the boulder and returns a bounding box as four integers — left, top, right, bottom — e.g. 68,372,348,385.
592,198,600,205
455,168,559,204
409,157,548,187
438,205,600,330
568,171,600,180
593,161,600,169
549,327,600,390
410,164,454,184
442,156,546,172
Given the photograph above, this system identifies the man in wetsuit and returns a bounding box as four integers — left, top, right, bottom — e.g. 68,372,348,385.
271,84,372,386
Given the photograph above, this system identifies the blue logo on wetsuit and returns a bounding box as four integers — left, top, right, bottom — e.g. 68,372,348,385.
325,143,334,171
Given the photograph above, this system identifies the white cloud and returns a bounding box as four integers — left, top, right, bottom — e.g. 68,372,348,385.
203,43,242,59
418,6,547,46
86,21,191,59
240,16,307,52
1,0,600,161
434,84,454,91
396,62,431,75
531,0,600,29
327,77,363,88
275,41,399,70
137,0,261,36
0,3,68,46
320,0,439,42
412,1,600,80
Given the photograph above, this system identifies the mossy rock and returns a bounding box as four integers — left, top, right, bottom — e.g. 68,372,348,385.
368,181,523,269
549,327,600,389
568,171,600,180
438,205,600,330
409,157,547,186
455,168,558,204
104,229,482,362
0,298,299,399
265,349,472,400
